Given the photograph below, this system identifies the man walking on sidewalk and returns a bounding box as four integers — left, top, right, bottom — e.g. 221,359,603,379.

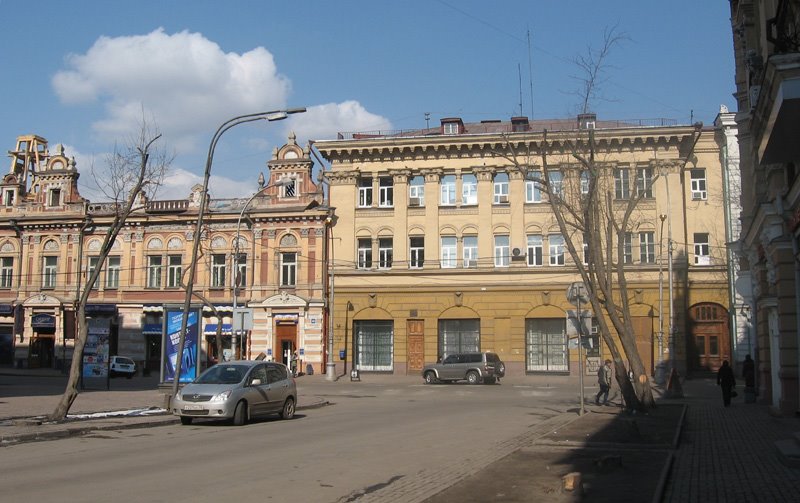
596,359,612,405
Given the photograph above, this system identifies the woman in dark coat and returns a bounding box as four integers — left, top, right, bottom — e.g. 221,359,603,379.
717,360,736,406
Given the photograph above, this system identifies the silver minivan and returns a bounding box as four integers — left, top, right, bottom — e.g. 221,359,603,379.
422,352,506,384
172,360,297,425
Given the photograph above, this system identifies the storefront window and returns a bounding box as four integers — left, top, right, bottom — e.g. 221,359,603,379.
354,320,393,371
526,318,568,373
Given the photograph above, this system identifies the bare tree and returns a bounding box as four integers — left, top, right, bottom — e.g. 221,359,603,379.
49,121,171,421
569,24,628,114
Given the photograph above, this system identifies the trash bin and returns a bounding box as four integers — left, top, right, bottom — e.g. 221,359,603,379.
339,349,346,360
306,363,314,375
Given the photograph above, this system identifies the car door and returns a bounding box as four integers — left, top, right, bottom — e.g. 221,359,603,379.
265,364,291,412
245,364,270,417
440,354,461,380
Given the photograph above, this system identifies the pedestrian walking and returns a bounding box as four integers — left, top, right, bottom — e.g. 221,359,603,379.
717,360,736,406
742,354,755,388
290,351,298,377
595,359,612,405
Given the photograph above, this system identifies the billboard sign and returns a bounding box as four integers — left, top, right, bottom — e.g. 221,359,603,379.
163,308,199,383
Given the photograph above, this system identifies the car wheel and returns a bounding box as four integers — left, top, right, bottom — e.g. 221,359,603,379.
466,371,480,385
179,416,193,425
233,401,247,426
497,362,506,376
484,377,496,385
279,397,296,420
424,371,437,384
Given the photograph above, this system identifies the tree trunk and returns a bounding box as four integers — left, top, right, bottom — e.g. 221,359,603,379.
49,310,88,421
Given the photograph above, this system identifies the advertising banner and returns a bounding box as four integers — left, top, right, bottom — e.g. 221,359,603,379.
163,308,199,383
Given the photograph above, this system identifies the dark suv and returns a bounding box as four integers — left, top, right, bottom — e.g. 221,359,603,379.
422,352,506,384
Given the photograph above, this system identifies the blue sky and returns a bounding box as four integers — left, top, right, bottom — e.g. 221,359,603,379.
0,0,735,200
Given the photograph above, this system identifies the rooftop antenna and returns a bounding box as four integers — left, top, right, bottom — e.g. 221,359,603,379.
527,28,534,119
425,112,430,130
518,63,524,116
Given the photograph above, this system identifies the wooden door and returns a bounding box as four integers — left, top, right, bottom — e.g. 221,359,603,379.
690,303,730,372
631,316,654,376
407,320,424,373
275,324,296,366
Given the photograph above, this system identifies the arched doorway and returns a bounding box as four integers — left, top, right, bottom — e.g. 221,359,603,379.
689,302,730,372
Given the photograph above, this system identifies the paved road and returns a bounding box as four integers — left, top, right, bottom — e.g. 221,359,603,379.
0,378,580,503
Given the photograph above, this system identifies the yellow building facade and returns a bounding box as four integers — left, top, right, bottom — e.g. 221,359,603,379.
316,115,733,379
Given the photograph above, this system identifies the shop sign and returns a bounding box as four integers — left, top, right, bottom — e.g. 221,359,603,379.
31,313,56,329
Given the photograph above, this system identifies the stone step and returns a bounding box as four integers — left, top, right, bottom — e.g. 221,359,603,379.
775,438,800,469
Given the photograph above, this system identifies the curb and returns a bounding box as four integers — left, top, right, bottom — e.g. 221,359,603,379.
1,398,330,446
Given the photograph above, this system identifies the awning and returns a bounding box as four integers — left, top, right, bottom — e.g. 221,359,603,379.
143,305,164,313
86,304,117,314
0,304,14,315
142,323,162,335
204,323,232,335
202,305,233,315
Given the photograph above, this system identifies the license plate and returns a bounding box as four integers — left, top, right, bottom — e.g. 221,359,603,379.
183,404,203,411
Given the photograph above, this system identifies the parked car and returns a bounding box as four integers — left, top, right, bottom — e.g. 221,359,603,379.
172,360,297,426
422,352,506,384
109,356,136,378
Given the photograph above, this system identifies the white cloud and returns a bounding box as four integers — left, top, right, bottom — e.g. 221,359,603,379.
155,167,255,200
286,101,393,142
52,28,291,150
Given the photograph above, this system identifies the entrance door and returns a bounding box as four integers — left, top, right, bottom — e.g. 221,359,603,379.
631,316,654,375
29,336,54,369
275,324,296,366
407,320,424,373
690,303,730,372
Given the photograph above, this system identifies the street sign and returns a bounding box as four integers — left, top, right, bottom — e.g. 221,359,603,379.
232,308,253,331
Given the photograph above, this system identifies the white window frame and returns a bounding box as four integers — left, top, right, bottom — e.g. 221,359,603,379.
547,170,563,198
527,235,543,266
106,256,120,289
494,235,510,267
443,122,459,135
639,232,656,264
88,256,100,289
0,257,12,288
691,169,707,200
694,233,710,265
493,174,509,204
146,256,162,288
409,178,425,207
441,236,457,268
378,177,393,208
440,175,456,206
280,252,297,287
462,174,478,205
357,238,372,270
43,256,57,289
410,237,424,269
234,253,246,288
548,234,565,266
211,253,226,288
526,172,542,203
463,236,478,268
615,168,631,199
622,233,633,264
378,238,393,270
167,255,182,288
636,167,654,198
358,178,373,208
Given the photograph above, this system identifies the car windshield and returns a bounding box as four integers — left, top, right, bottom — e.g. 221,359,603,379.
115,357,134,365
196,365,247,384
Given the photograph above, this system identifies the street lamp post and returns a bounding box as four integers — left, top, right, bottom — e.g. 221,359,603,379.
170,108,306,401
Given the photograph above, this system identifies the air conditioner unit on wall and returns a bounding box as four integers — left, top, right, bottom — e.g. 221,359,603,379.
511,247,525,261
497,195,509,204
409,197,421,207
464,259,477,268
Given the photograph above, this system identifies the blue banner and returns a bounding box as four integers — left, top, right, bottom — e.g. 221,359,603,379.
163,309,198,383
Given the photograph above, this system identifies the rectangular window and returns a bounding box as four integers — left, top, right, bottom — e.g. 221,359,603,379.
493,174,509,204
438,319,480,358
615,168,631,199
690,169,707,200
549,234,565,266
378,177,393,207
281,179,296,198
88,256,100,289
357,238,372,269
694,233,710,265
462,174,478,205
147,256,163,288
409,177,425,207
410,237,424,269
463,236,478,268
281,252,296,287
526,318,568,372
0,257,12,288
355,320,394,371
639,231,655,264
547,170,563,198
358,178,373,207
494,235,510,267
636,167,654,198
167,255,182,288
441,236,457,268
443,122,459,135
378,238,393,269
582,233,590,265
43,256,57,289
440,175,456,206
234,253,246,288
48,188,61,207
211,254,226,288
580,171,590,195
526,172,542,203
527,235,543,266
3,190,13,207
622,232,633,264
106,256,120,289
